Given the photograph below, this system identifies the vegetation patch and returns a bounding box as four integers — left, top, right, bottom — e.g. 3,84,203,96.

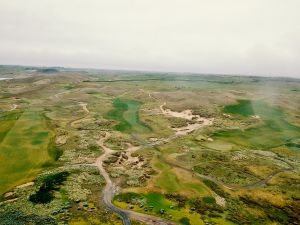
0,210,57,225
48,146,63,161
212,100,300,150
0,110,54,195
29,171,69,204
107,98,151,133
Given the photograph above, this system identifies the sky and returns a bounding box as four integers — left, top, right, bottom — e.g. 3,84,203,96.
0,0,299,77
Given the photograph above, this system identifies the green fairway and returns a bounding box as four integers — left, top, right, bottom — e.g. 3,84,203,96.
0,66,299,225
0,110,54,195
213,100,300,150
107,98,151,133
0,111,21,143
223,100,283,118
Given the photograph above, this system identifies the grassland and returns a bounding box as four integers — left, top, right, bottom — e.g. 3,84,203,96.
107,98,151,133
211,99,300,150
0,65,299,225
0,109,54,195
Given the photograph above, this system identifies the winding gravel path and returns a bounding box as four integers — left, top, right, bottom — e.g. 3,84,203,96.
90,97,294,224
95,132,176,225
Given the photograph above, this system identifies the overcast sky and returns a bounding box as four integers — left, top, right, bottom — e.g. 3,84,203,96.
0,1,299,77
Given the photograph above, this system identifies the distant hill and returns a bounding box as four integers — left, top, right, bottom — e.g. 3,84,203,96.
37,68,59,73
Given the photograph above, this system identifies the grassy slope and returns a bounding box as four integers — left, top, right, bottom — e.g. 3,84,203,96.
107,98,151,133
0,110,53,195
213,100,300,150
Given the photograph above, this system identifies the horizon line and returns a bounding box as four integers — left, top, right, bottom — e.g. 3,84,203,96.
1,63,299,80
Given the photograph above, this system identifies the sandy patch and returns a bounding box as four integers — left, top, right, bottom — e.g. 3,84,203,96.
56,135,68,145
251,115,261,119
214,195,226,207
33,79,51,85
16,182,34,189
160,102,213,135
10,104,18,111
79,102,89,113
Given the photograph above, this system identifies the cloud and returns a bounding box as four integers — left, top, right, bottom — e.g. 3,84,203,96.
0,0,299,77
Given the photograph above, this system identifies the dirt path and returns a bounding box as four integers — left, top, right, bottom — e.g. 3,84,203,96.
139,89,157,100
161,154,294,191
78,102,89,113
95,132,131,225
94,101,293,225
66,101,90,129
54,91,70,99
158,103,295,190
95,132,176,225
10,104,18,111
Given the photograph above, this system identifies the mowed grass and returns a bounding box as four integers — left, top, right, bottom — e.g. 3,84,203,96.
0,110,54,195
212,100,300,150
107,98,151,133
0,112,21,143
154,159,210,197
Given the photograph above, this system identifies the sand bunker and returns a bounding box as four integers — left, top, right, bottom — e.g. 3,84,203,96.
79,102,89,113
160,102,213,135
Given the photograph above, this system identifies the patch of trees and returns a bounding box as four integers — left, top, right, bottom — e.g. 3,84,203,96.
115,192,142,203
29,171,69,204
103,156,119,164
225,198,267,225
224,195,300,225
190,197,223,217
179,217,190,225
48,146,63,161
239,195,300,224
202,179,227,198
37,68,59,73
88,144,101,153
165,194,188,208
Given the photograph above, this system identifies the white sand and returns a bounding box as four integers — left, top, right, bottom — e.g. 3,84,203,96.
160,102,213,135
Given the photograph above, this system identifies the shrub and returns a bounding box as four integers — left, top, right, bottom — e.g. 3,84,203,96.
179,217,190,225
29,171,69,204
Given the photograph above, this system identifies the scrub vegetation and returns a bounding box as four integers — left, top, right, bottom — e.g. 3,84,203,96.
0,65,299,225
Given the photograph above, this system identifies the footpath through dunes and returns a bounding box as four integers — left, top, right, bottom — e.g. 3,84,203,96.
94,101,215,225
95,132,130,225
95,132,176,225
